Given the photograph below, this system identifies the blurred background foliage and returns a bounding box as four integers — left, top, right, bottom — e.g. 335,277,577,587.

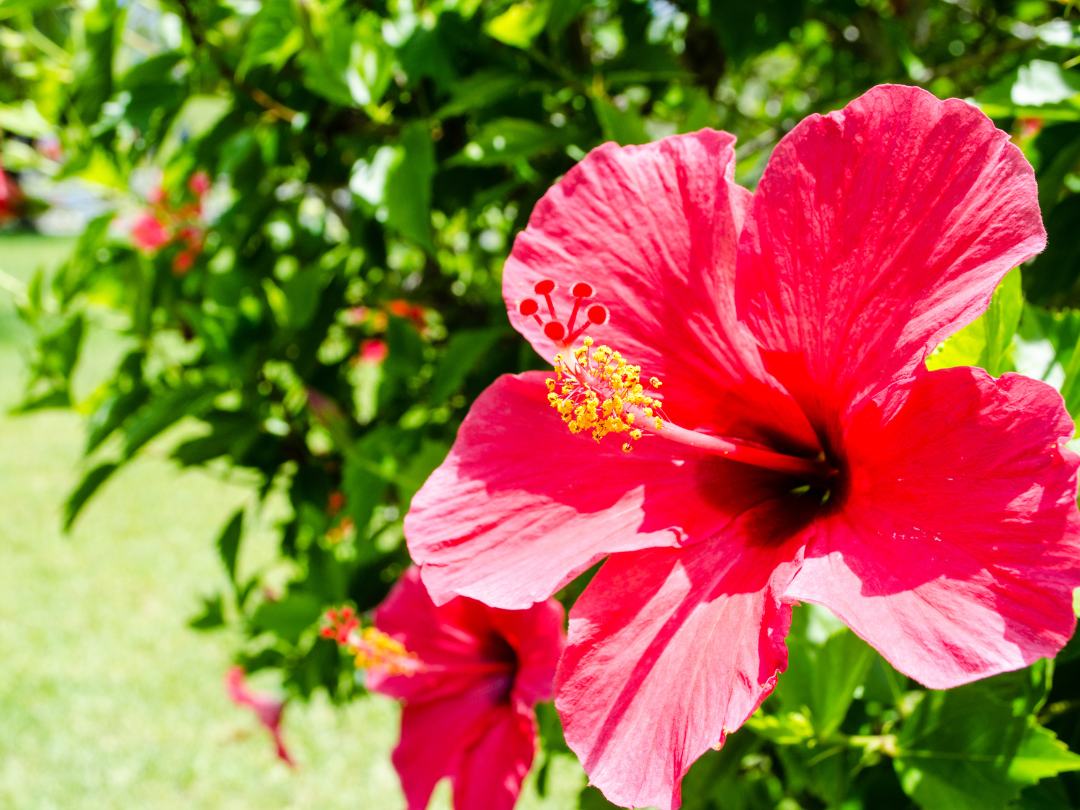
2,0,1080,807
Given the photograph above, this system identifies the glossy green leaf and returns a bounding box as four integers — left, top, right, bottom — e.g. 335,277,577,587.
593,97,650,145
216,510,244,587
251,592,323,645
240,0,303,76
980,60,1080,120
927,268,1023,375
64,462,119,531
485,1,550,49
385,123,435,250
778,605,876,736
895,679,1074,810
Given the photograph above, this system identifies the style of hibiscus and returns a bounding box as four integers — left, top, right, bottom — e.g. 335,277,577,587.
224,666,294,766
130,171,211,274
404,84,1080,809
322,567,564,809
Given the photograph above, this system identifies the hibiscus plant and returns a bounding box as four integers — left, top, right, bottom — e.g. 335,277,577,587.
6,1,1080,809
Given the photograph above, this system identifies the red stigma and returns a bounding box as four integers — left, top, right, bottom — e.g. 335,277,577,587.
587,304,609,325
524,278,609,346
544,321,567,341
572,282,594,298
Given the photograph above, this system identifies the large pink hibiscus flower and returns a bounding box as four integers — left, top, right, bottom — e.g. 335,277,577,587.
347,567,564,810
405,84,1080,809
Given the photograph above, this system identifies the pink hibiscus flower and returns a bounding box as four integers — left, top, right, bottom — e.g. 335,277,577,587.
224,666,294,766
404,85,1080,809
327,568,564,809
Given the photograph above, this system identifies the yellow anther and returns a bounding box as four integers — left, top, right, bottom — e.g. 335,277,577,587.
352,627,420,676
650,377,662,388
547,337,664,450
622,442,632,453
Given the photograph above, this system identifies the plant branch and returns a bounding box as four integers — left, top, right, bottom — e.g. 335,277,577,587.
173,0,300,123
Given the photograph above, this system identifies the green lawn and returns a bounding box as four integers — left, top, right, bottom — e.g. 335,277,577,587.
0,235,583,809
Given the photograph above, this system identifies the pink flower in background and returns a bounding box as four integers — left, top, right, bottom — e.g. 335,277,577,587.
224,666,294,766
0,165,22,224
188,170,212,197
128,172,210,273
325,568,564,810
358,338,389,365
131,212,170,252
405,85,1080,808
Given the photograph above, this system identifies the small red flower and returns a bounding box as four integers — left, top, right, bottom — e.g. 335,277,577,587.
387,299,427,330
358,338,389,365
129,172,210,272
130,212,170,252
224,666,294,766
330,568,564,810
172,248,196,275
404,85,1080,808
188,170,211,197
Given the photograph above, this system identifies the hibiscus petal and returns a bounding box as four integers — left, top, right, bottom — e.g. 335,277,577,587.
370,567,515,704
738,84,1047,411
787,367,1080,689
503,129,816,445
392,693,499,810
452,706,537,810
487,599,565,707
556,528,803,810
407,371,793,609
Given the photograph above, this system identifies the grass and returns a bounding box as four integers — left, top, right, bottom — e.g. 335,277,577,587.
0,234,584,809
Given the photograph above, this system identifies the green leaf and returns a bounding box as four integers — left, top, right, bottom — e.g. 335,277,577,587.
1027,196,1080,308
485,1,550,49
429,328,503,403
778,605,875,736
351,124,435,249
435,71,524,118
216,510,244,587
1059,331,1080,421
122,383,219,458
343,437,394,539
385,123,435,250
927,269,1022,375
188,594,226,631
0,100,52,137
394,439,450,507
1008,724,1080,784
300,9,392,109
0,0,62,18
592,97,650,145
251,592,323,644
978,60,1080,120
72,0,122,125
64,462,119,531
240,0,303,76
454,118,564,166
894,679,1074,810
